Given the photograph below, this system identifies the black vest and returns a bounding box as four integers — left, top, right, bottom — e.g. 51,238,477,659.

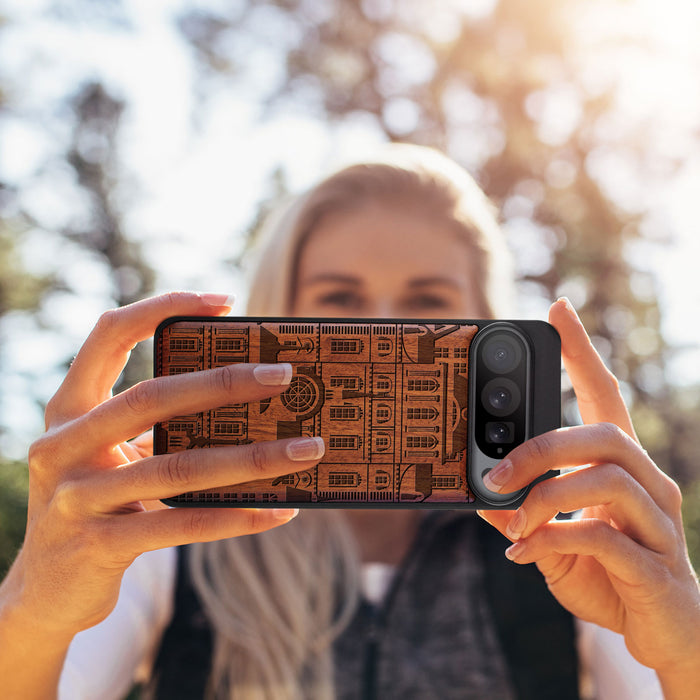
149,513,579,699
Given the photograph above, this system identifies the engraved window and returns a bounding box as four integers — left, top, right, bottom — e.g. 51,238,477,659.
213,422,243,435
170,366,196,375
330,406,360,420
376,377,392,391
407,378,438,392
374,434,391,450
170,338,197,351
406,436,438,448
407,407,438,421
433,476,458,488
375,405,391,423
329,472,358,486
377,340,392,356
329,435,360,450
330,376,359,389
434,347,449,358
240,493,256,502
453,347,468,358
216,338,244,351
167,422,196,432
331,339,360,353
277,474,295,485
375,472,389,485
455,362,467,374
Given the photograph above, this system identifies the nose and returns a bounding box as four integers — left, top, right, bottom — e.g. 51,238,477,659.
365,300,397,319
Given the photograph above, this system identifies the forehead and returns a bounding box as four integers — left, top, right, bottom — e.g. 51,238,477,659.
297,202,471,281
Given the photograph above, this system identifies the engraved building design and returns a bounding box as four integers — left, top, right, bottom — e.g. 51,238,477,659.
155,320,478,505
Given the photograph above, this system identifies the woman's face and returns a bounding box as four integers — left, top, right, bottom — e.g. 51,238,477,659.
292,202,485,319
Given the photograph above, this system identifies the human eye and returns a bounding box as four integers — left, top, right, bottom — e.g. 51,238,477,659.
402,294,452,314
314,289,365,312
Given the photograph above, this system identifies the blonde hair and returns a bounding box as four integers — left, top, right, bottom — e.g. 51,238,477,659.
189,512,360,700
188,144,514,699
246,143,514,318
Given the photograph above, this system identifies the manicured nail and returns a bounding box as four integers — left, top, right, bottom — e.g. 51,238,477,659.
506,509,527,540
505,541,527,561
483,460,512,493
557,296,578,319
286,436,325,461
254,363,293,386
273,508,299,521
199,293,236,308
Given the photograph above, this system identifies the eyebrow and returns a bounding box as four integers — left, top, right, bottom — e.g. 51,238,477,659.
301,273,362,286
407,277,462,290
301,274,462,290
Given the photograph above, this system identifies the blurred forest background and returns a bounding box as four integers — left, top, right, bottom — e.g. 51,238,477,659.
1,0,700,575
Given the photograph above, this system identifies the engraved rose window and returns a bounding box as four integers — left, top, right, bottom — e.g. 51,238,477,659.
281,375,318,413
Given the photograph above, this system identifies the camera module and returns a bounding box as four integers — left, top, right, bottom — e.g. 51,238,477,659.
470,323,531,463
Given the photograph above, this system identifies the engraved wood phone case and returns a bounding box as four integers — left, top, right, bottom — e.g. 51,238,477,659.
154,317,560,508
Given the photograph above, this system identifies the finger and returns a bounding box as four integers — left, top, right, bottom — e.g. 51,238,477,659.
87,437,325,507
483,423,681,515
503,463,676,554
128,430,153,459
548,298,636,439
109,506,301,558
62,362,293,459
503,518,662,588
476,509,516,540
47,292,234,424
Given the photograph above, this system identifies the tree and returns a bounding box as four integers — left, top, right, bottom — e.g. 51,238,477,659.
62,81,156,391
175,0,698,475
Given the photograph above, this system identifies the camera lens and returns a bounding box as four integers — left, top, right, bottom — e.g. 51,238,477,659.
481,378,521,417
489,387,510,411
486,421,514,444
482,334,522,374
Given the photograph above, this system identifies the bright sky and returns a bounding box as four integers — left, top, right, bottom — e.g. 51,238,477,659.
1,0,699,456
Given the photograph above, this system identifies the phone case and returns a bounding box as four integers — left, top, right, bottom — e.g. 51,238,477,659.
154,317,560,509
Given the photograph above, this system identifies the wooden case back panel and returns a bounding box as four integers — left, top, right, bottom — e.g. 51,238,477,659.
155,319,479,506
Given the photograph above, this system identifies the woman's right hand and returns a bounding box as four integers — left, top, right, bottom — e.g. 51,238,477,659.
2,292,324,641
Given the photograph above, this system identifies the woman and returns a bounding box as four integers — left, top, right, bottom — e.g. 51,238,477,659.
0,145,697,699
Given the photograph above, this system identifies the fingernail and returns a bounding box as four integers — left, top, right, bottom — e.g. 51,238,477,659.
286,436,325,461
254,363,293,386
506,509,527,540
273,508,299,521
199,293,236,308
483,460,512,493
505,541,527,561
557,296,578,319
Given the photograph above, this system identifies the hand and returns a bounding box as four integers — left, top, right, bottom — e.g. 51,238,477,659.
3,292,324,640
478,298,700,691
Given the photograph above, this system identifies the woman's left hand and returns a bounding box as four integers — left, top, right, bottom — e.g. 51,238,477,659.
478,298,700,696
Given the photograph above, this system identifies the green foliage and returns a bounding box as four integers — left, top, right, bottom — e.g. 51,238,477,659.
0,225,54,316
0,460,28,577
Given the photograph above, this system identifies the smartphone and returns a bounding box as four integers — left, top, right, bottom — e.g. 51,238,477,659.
154,317,560,509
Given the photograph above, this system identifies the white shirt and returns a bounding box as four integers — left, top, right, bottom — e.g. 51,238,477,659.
59,548,663,700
